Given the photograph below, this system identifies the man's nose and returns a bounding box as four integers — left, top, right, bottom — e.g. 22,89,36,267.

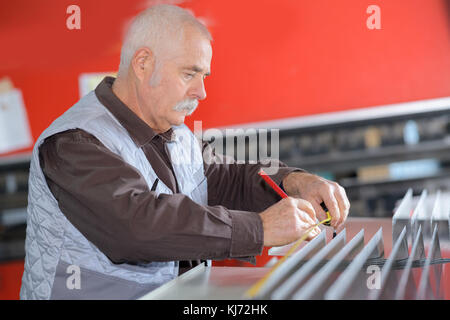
190,78,207,101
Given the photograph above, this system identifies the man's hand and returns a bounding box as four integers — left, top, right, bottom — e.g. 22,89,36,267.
260,197,321,247
282,172,350,229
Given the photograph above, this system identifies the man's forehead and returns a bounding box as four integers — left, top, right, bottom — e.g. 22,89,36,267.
166,33,212,73
170,50,211,73
167,52,211,74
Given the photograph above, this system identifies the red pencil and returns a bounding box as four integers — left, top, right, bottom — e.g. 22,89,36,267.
258,169,288,198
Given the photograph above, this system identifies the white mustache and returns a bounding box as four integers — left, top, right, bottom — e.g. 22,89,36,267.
172,99,199,115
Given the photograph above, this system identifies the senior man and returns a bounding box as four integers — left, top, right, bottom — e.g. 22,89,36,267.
20,4,349,299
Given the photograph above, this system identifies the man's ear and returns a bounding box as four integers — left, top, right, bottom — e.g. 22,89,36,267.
131,47,155,82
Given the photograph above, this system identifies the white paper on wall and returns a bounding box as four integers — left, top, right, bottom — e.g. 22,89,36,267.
79,72,117,98
0,89,33,153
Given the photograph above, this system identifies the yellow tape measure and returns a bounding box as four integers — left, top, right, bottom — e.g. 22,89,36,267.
245,210,332,298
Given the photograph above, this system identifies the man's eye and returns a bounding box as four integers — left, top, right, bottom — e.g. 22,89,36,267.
184,73,194,80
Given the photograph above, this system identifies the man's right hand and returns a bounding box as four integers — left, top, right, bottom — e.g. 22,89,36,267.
260,197,321,247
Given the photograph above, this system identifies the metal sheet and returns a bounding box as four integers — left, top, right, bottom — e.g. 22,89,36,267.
392,189,413,243
416,224,443,299
430,191,450,242
324,228,384,300
253,231,327,299
394,224,425,300
292,229,365,300
138,263,207,300
411,190,428,242
271,230,346,300
369,226,408,300
139,264,271,300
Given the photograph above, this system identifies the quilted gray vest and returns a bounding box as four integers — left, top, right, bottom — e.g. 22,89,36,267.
20,91,208,300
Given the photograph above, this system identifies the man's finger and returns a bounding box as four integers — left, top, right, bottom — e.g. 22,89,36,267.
296,199,316,222
310,199,327,222
334,186,350,227
307,226,322,241
298,209,316,226
320,186,340,228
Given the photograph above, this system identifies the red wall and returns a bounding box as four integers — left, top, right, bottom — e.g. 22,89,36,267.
0,0,449,298
0,260,24,300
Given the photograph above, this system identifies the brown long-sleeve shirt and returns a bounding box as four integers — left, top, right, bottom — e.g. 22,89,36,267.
38,77,302,273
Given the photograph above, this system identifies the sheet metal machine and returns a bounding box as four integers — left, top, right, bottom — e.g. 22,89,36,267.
140,189,450,300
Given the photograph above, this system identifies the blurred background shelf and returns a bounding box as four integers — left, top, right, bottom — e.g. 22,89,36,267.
0,152,31,172
218,99,450,218
284,139,450,172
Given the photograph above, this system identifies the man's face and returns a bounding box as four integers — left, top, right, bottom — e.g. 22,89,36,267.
138,26,212,132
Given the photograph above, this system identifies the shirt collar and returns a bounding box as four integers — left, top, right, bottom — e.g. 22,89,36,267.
94,76,175,147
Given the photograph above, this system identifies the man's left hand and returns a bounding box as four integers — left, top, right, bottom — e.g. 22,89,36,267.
282,172,350,229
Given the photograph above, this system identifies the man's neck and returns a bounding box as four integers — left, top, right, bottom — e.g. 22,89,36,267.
111,76,134,113
112,76,167,134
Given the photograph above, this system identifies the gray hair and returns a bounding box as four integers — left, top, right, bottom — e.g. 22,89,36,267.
118,4,212,79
